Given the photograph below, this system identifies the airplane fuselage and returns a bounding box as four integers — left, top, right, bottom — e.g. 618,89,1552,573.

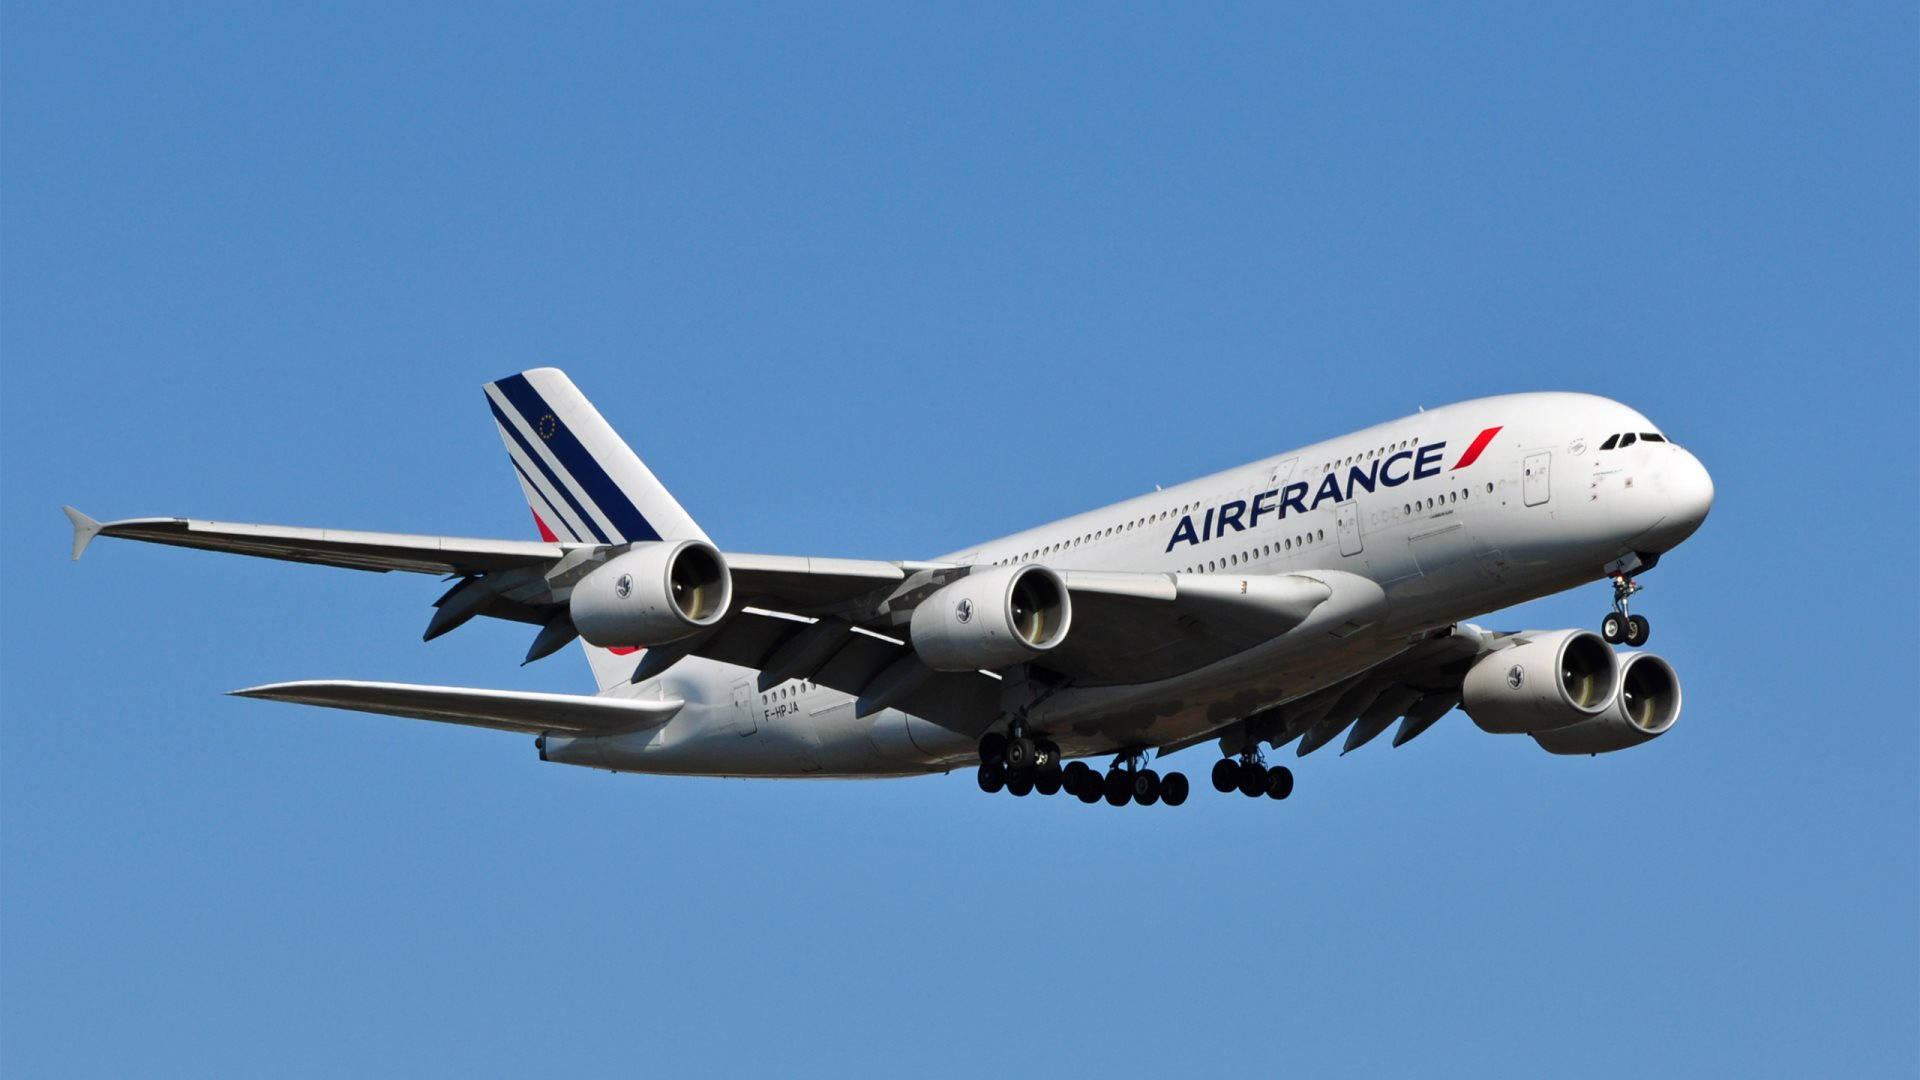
543,392,1713,778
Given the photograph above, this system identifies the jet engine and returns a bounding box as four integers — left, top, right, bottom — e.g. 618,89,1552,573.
910,564,1071,671
568,540,732,647
1532,652,1682,755
1461,629,1617,735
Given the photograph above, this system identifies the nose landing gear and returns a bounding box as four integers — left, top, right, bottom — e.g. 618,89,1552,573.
1601,572,1651,646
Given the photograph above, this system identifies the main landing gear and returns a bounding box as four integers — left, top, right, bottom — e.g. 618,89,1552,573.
975,728,1188,808
1600,572,1651,647
1211,751,1293,801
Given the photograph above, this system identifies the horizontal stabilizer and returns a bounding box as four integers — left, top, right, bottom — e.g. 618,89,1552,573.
232,679,682,736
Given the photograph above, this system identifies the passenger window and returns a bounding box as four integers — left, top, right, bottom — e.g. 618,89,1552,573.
1600,434,1619,450
1620,433,1637,447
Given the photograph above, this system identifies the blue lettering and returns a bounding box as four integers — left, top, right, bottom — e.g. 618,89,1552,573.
1165,515,1199,552
1380,450,1413,487
1202,506,1215,542
1217,500,1247,533
1248,489,1278,527
1345,460,1379,499
1309,472,1343,510
1280,482,1309,517
1415,442,1446,480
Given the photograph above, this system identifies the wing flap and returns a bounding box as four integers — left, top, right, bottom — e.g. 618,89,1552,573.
232,679,682,735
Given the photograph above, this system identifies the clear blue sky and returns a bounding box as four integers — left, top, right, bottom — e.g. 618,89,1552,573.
4,4,1915,1076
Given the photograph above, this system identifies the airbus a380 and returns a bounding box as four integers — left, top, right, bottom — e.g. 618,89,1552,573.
66,369,1713,807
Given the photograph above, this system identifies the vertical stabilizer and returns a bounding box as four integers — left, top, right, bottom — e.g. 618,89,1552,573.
483,368,711,691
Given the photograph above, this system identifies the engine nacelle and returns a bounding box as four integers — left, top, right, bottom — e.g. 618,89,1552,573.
1533,652,1682,755
568,540,732,647
1462,629,1618,735
910,564,1071,671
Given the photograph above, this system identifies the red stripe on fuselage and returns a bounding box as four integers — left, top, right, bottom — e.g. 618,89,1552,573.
1452,426,1503,470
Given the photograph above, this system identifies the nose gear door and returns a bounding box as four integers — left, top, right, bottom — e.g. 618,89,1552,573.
1336,501,1363,556
1523,452,1551,507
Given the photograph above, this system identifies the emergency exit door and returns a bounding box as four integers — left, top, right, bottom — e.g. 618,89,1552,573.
1336,502,1363,556
1523,452,1551,507
731,679,758,735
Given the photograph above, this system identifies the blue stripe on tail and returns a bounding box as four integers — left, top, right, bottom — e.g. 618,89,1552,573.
492,374,663,543
488,397,611,544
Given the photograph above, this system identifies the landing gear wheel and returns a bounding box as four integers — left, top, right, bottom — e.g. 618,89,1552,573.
978,731,1006,764
1238,763,1268,798
1211,758,1239,793
1161,771,1189,806
1133,769,1161,806
1006,772,1033,797
1266,765,1294,800
1036,740,1060,768
1004,736,1036,771
1601,611,1626,644
1076,778,1104,804
976,762,1005,794
1063,760,1095,797
1625,614,1650,646
1034,764,1063,796
1103,770,1131,806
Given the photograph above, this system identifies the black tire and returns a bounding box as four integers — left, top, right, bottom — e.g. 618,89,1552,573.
1103,770,1131,806
1211,758,1239,793
1063,760,1095,796
1161,771,1189,807
976,762,1005,794
1266,765,1294,800
978,731,1007,765
1004,736,1035,770
1007,772,1033,797
1034,764,1063,796
1036,740,1060,768
1134,769,1161,806
1601,612,1626,644
1625,614,1650,646
1077,778,1104,804
1238,762,1268,798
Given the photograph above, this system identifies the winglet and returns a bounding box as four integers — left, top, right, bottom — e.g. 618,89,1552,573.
63,506,103,561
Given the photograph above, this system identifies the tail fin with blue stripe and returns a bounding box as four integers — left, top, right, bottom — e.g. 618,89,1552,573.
483,368,710,689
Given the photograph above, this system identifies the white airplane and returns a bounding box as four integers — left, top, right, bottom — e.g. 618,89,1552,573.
66,368,1713,806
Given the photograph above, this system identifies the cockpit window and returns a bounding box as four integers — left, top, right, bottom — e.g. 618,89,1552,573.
1640,432,1665,443
1599,434,1620,451
1620,433,1637,447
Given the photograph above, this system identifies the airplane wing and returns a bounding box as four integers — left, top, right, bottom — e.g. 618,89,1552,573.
64,507,915,630
65,508,566,574
1194,624,1533,759
231,679,684,736
68,507,1369,693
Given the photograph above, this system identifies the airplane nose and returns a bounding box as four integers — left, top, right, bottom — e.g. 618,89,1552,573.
1667,446,1714,529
